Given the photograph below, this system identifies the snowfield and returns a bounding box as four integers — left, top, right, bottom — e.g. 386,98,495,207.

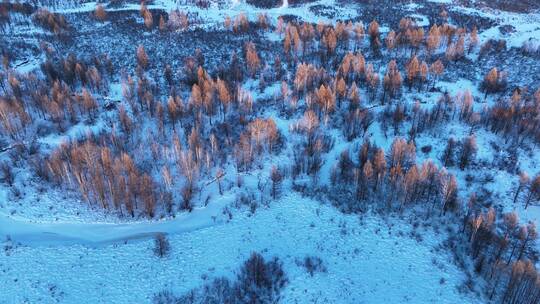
0,193,480,304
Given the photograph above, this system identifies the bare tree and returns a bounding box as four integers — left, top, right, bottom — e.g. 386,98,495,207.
514,172,530,204
136,45,149,70
154,233,171,258
459,135,477,170
524,174,540,209
270,166,283,200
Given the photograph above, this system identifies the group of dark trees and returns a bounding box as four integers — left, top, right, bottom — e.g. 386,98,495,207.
331,138,459,216
513,172,540,209
154,252,287,304
484,87,540,145
45,138,166,217
32,8,69,34
0,51,113,140
0,1,34,33
3,40,280,217
281,20,451,105
462,204,540,303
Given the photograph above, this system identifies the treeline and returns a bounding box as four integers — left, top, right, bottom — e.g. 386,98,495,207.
41,105,282,217
31,50,284,217
137,6,192,31
484,87,540,145
45,138,165,217
276,17,478,65
32,8,69,34
0,1,34,33
269,18,469,117
330,137,459,215
462,204,540,303
0,53,112,139
513,172,540,210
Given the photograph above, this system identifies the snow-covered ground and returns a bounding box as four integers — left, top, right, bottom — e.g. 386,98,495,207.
0,193,481,303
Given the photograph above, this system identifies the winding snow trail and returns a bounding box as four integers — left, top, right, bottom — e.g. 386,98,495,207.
0,201,226,246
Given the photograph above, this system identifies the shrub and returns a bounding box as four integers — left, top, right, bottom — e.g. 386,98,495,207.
246,0,282,9
235,252,287,303
0,162,14,186
158,252,287,303
302,256,326,276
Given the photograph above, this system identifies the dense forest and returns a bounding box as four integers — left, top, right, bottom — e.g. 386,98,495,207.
1,0,540,303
